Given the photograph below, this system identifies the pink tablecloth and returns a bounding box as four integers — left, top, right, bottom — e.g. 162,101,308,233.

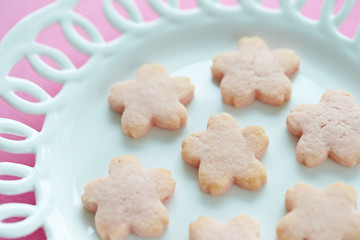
0,0,359,239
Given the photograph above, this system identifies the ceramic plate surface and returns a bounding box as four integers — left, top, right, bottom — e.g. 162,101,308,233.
0,1,360,239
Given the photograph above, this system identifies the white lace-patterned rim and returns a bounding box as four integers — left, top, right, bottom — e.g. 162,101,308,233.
0,0,359,239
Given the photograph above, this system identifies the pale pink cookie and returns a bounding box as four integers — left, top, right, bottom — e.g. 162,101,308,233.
211,36,300,107
286,90,360,167
108,63,194,139
181,112,268,195
189,215,260,240
277,182,360,240
82,155,176,240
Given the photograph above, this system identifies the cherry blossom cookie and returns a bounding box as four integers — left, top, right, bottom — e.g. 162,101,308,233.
108,63,194,138
82,155,176,240
181,113,268,195
286,90,360,167
211,36,300,107
277,182,360,240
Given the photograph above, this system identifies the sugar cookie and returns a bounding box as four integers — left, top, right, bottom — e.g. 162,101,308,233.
277,182,360,240
287,90,360,167
108,63,194,138
182,113,268,195
82,155,176,240
211,36,299,107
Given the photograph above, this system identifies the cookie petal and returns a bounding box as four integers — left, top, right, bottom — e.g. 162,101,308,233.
220,72,256,108
181,132,205,168
255,72,291,106
237,36,268,51
172,76,194,105
242,126,269,158
273,49,300,78
296,134,330,167
121,108,152,139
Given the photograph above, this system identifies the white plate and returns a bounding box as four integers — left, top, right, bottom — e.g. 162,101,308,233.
1,1,360,239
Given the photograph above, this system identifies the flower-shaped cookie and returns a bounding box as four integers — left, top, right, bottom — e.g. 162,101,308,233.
277,182,360,240
189,215,260,240
181,113,268,195
286,90,360,167
108,63,194,138
211,36,300,108
82,155,176,240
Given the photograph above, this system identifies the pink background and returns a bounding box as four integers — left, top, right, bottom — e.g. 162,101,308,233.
0,0,359,239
